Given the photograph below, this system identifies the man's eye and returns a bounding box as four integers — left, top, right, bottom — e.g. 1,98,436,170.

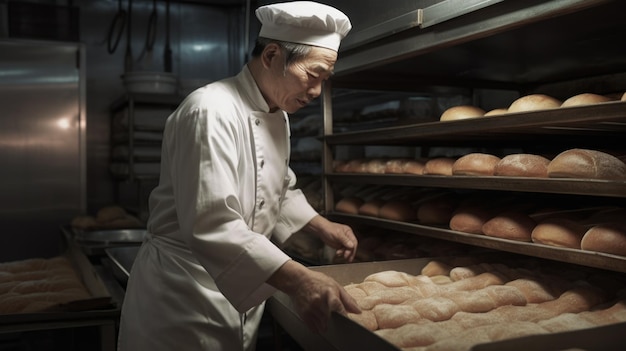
308,72,319,79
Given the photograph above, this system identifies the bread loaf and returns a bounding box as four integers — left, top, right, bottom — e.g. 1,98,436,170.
379,201,416,222
581,223,626,256
547,148,626,180
0,256,92,314
508,94,562,113
341,159,367,173
452,153,501,176
358,199,384,217
96,205,127,223
417,194,459,224
423,157,456,176
531,218,590,248
484,108,508,116
401,159,427,175
449,204,495,234
482,211,537,242
561,93,611,107
494,154,551,178
384,159,409,174
335,197,363,214
333,160,348,172
365,159,387,174
70,215,98,230
440,105,485,121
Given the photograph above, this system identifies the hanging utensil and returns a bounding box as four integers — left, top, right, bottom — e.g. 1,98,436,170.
146,0,158,52
164,0,172,72
136,0,158,62
124,0,133,72
107,0,127,54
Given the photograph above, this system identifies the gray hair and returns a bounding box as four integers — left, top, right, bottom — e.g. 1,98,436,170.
251,37,312,73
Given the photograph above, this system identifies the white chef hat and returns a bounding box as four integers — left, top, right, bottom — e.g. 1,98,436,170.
255,1,352,52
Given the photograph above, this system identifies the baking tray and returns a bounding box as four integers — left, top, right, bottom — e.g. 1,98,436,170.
267,257,626,351
73,228,146,244
0,238,118,327
62,226,145,257
104,246,140,286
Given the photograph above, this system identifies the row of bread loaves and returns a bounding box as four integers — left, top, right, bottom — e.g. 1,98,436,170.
335,148,626,180
452,149,626,180
440,92,624,121
71,205,143,230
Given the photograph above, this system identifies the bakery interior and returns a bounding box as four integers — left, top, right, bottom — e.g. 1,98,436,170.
2,0,626,350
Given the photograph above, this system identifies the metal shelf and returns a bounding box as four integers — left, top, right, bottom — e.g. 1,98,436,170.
329,213,626,274
325,101,626,146
328,174,626,198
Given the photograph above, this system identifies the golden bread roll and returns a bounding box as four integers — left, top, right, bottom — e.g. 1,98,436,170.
421,260,452,277
379,201,416,222
358,199,385,217
335,197,363,214
423,157,456,176
333,160,348,172
344,159,368,173
547,148,626,180
417,194,459,224
561,93,612,107
622,92,626,101
449,204,495,234
531,217,590,248
452,153,501,176
384,159,409,174
482,211,537,242
365,159,387,174
70,215,98,230
494,154,551,178
581,222,626,256
401,159,427,175
96,205,127,223
440,105,485,121
484,108,508,116
508,94,562,113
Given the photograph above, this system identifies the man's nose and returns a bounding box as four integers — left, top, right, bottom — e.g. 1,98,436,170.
307,82,323,98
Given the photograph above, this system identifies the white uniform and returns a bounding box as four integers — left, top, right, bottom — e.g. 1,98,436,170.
117,65,318,351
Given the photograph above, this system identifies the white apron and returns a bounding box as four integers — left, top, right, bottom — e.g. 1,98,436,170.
118,66,318,351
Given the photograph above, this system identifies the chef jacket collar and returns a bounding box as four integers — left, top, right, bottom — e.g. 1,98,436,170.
239,65,275,114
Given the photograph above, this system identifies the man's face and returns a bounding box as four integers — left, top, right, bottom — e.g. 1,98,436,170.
266,46,337,114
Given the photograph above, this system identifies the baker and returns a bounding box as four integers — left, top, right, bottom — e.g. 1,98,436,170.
117,1,360,350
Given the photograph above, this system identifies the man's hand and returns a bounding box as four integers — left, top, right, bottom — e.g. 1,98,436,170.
268,260,361,333
304,215,358,262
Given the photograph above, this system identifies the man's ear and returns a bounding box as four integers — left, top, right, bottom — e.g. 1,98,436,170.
261,43,282,69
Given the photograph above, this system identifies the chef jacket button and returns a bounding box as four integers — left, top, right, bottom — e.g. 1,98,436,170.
259,199,265,209
255,119,261,126
260,160,265,168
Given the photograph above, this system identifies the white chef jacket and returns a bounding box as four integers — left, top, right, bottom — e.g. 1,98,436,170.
117,65,319,351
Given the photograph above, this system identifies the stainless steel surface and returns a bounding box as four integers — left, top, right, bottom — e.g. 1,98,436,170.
75,229,147,244
420,0,503,28
105,246,140,285
334,0,613,80
0,39,86,260
324,101,626,146
340,9,422,51
56,0,249,213
341,0,505,51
